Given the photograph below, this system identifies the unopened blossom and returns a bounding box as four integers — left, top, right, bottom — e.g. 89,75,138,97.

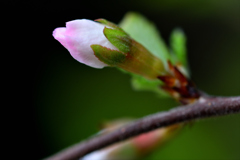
81,119,181,160
53,18,166,79
53,19,118,68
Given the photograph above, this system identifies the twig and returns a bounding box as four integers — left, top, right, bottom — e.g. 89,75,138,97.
46,96,240,160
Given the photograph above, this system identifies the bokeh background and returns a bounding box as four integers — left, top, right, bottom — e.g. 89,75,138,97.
18,0,240,159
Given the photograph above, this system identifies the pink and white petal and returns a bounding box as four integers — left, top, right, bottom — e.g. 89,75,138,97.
65,19,118,51
52,27,68,49
63,35,108,68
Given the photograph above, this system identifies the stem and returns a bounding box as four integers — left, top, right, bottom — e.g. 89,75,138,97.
46,96,240,160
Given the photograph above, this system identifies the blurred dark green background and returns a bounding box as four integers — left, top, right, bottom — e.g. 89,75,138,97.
20,0,240,159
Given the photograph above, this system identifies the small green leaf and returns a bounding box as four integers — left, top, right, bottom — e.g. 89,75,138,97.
119,12,170,66
116,67,168,96
131,74,169,97
170,28,188,68
104,27,131,53
91,45,126,66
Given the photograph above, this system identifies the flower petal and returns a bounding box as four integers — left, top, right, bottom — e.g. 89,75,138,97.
52,27,68,48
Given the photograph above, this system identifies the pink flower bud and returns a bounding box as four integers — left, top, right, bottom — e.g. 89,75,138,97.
81,119,181,160
53,19,118,68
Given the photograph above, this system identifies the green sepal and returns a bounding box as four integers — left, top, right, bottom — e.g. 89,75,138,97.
91,44,126,66
117,12,170,96
119,12,170,67
103,27,131,53
95,19,120,30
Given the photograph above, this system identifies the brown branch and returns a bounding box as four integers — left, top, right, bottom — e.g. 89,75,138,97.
46,96,240,160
